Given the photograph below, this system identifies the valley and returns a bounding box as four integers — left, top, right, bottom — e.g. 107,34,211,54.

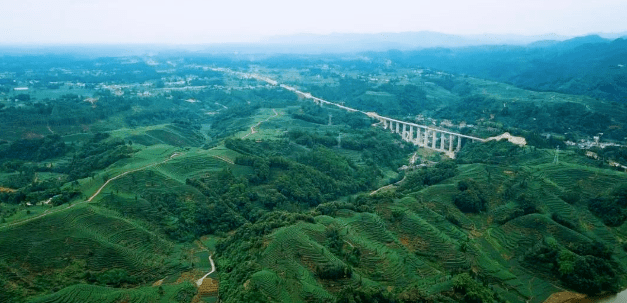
1,49,627,303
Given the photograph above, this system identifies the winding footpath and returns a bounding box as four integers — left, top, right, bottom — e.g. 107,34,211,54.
242,108,279,139
87,152,181,202
0,152,182,230
196,254,216,286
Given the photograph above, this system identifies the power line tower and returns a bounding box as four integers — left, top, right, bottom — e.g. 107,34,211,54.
553,145,560,164
328,114,332,126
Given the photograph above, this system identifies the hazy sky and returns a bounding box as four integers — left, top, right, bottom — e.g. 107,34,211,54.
2,0,626,44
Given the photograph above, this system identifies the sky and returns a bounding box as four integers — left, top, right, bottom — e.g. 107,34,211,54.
1,0,626,44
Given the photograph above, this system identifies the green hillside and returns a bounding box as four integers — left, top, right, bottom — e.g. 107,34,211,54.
2,53,627,303
0,203,187,300
215,140,627,302
29,283,198,303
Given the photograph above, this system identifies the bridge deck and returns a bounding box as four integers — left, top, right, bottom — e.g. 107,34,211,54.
212,67,486,143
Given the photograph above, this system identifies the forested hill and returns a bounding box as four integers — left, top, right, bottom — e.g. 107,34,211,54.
379,35,627,103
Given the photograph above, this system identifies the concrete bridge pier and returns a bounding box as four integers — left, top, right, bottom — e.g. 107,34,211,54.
402,124,407,140
369,115,483,157
427,129,431,147
449,134,454,152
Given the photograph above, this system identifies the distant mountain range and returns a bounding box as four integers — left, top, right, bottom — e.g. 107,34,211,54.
2,31,626,56
220,31,627,54
2,31,626,103
376,35,627,103
261,31,573,50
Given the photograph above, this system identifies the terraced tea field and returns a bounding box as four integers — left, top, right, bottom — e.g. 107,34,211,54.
213,143,627,303
30,282,197,303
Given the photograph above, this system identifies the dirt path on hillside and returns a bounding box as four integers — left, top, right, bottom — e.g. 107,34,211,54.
242,109,279,139
543,291,590,303
87,152,181,202
212,155,234,164
0,152,182,230
369,184,396,195
196,254,216,286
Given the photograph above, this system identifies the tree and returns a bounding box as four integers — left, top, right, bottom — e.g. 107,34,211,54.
454,190,485,213
588,197,626,227
453,273,496,303
561,255,619,295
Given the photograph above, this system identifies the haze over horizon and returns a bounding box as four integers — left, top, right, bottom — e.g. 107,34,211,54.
2,0,626,45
